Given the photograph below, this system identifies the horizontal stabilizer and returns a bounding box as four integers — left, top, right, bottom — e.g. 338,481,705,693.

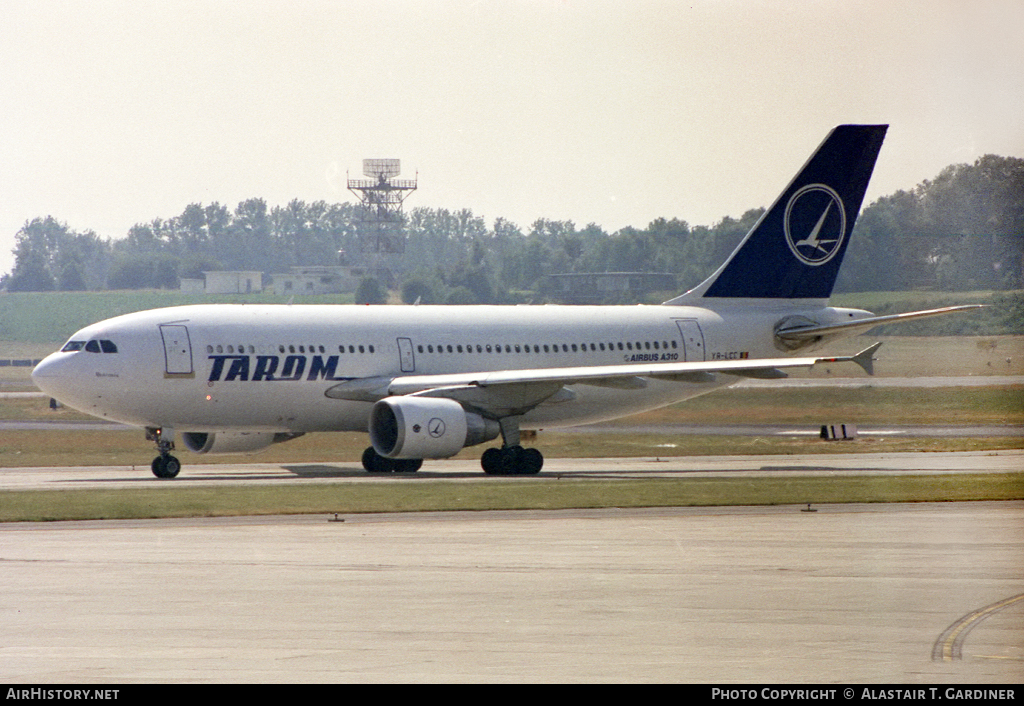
775,305,984,341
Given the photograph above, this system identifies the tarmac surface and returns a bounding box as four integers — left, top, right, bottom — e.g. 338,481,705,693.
0,449,1022,490
1,451,1023,683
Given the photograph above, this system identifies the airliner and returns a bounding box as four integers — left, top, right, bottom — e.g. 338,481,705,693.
31,125,977,478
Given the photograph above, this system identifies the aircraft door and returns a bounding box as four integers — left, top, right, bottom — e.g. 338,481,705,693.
397,337,415,373
674,320,706,362
159,324,194,375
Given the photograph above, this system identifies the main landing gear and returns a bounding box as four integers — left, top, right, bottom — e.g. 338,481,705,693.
147,427,181,479
481,416,543,475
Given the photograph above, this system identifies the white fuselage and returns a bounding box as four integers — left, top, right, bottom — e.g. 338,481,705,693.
31,302,867,435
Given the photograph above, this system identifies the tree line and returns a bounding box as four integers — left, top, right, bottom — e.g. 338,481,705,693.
3,154,1021,302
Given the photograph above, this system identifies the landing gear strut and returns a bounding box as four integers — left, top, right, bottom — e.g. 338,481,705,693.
480,416,544,475
146,427,181,479
361,447,422,473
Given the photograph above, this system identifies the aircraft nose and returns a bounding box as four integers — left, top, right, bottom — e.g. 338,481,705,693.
31,353,71,397
31,353,61,379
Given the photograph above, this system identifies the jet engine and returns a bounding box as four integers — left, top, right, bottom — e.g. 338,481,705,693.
369,396,500,459
181,431,304,455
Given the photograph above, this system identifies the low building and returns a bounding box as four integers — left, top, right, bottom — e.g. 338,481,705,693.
179,278,205,294
269,265,365,296
202,271,263,294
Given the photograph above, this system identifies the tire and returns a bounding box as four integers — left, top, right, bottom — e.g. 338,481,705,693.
481,447,503,474
151,455,181,479
393,458,423,473
362,447,395,473
521,448,543,474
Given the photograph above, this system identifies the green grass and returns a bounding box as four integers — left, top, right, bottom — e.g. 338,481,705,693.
1,383,1021,468
1,473,1021,523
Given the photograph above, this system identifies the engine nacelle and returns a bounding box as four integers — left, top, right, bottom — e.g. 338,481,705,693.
369,396,500,459
181,431,304,455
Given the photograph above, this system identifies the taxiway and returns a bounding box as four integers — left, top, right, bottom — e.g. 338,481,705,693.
0,449,1022,490
1,500,1021,683
1,451,1023,682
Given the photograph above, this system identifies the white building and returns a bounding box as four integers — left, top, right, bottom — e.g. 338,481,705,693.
201,271,263,294
269,265,364,296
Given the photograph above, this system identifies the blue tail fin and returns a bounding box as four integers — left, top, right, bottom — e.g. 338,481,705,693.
667,124,887,303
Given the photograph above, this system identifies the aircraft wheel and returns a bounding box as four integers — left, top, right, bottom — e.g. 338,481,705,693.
521,447,544,475
481,447,504,474
498,445,524,475
481,446,542,475
361,447,395,473
151,455,181,479
393,458,422,473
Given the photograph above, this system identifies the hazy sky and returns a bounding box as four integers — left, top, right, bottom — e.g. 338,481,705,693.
2,0,1022,277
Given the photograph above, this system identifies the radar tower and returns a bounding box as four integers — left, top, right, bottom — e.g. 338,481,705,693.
347,159,417,254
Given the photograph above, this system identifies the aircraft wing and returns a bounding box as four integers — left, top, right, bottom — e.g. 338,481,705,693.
325,343,881,414
775,305,983,342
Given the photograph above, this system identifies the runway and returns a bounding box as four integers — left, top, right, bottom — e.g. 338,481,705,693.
1,449,1022,490
1,501,1021,683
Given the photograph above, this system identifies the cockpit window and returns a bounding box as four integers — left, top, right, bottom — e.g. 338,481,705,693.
61,341,86,352
85,340,101,353
100,340,118,353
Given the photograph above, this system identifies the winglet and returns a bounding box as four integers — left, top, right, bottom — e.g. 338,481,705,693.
817,342,882,376
852,342,882,376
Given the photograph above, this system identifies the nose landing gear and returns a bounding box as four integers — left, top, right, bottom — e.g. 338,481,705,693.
146,427,181,479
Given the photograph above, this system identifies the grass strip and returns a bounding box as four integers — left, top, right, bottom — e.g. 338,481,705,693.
2,473,1021,523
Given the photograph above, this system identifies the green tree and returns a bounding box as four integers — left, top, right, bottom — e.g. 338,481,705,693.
355,276,387,305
